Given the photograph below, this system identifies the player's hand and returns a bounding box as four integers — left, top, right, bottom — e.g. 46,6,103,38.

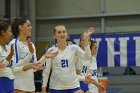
98,84,106,93
83,75,92,84
83,27,94,38
44,49,59,58
90,78,106,93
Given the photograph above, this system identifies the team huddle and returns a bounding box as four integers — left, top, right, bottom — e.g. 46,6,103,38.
0,17,105,93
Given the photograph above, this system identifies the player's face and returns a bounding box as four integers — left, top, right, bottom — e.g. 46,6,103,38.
79,37,90,48
91,43,97,56
3,26,12,43
20,20,32,37
54,26,68,42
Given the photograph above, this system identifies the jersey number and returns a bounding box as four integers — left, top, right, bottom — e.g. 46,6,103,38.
82,66,87,73
61,59,68,68
92,70,97,76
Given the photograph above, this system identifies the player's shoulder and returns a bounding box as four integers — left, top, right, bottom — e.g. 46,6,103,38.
65,44,79,53
9,38,21,46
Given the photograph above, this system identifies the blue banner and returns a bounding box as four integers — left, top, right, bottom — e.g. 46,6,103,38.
69,33,140,67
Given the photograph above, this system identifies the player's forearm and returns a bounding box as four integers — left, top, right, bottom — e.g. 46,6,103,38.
22,64,32,71
13,53,31,67
12,66,24,73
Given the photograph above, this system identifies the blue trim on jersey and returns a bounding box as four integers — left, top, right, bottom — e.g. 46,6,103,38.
21,53,29,60
15,38,19,63
82,65,87,74
30,55,34,63
80,81,89,92
0,77,14,93
48,87,81,93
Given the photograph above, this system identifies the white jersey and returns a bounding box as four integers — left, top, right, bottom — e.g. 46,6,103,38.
42,44,91,90
88,56,98,93
10,38,37,91
0,45,14,79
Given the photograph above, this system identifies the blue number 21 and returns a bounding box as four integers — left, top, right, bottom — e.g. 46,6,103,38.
61,59,68,68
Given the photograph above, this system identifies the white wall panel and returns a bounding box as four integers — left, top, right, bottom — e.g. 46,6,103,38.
36,0,100,17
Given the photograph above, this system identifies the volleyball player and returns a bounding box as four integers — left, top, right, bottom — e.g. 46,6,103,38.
0,21,14,93
88,40,106,93
76,31,105,93
10,17,58,93
42,25,93,93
